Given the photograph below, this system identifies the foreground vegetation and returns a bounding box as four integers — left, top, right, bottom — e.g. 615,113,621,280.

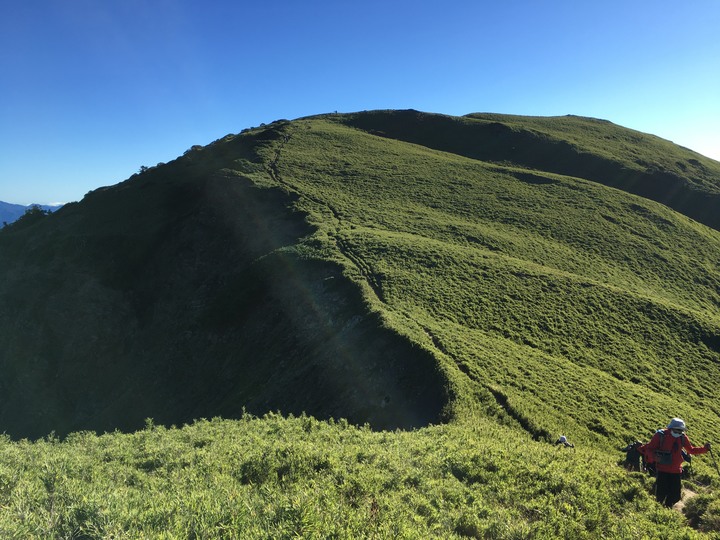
2,111,720,537
2,414,719,539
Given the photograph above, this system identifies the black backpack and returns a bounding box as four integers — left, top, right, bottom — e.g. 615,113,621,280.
622,441,643,471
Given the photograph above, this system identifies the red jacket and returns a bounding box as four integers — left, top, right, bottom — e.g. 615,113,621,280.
640,429,708,474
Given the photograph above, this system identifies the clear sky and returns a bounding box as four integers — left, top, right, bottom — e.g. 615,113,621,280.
2,1,719,205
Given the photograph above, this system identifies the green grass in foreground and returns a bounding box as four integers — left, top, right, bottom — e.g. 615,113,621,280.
2,414,717,539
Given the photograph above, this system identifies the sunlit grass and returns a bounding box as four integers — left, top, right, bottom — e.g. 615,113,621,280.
268,118,720,445
0,415,705,539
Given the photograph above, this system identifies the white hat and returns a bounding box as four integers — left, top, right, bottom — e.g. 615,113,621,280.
667,418,687,431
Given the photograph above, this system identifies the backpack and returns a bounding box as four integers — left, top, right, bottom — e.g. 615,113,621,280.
622,441,643,471
654,432,674,465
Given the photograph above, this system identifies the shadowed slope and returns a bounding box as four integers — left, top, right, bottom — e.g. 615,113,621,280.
0,126,447,438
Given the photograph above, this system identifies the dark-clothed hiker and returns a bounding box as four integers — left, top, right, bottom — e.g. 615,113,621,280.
622,441,643,471
639,418,711,508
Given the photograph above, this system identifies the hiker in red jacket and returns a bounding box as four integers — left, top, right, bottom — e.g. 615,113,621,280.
640,418,711,507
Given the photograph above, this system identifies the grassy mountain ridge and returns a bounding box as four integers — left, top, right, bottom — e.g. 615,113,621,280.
1,110,720,536
0,140,446,438
261,115,720,444
339,109,720,230
1,108,719,442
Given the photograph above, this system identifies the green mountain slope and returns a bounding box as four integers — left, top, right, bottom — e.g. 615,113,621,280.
342,110,720,230
2,110,719,443
0,159,445,438
1,110,720,536
261,114,720,444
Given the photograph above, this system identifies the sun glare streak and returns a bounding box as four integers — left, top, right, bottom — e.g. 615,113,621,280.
271,252,380,410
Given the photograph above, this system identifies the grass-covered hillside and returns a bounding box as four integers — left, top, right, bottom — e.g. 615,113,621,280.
1,110,720,537
344,110,720,230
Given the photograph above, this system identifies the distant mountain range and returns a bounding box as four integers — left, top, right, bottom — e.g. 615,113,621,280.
0,201,63,226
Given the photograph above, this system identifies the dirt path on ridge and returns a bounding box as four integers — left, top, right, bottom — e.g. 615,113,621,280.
674,488,698,514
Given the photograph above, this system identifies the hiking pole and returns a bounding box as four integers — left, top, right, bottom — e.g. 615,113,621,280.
710,448,720,478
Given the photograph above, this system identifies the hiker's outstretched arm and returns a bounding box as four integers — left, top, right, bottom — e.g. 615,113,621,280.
683,436,710,455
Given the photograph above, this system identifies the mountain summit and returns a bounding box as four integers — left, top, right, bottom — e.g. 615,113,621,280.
1,110,719,441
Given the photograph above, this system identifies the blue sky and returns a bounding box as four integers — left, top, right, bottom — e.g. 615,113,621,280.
2,1,719,205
